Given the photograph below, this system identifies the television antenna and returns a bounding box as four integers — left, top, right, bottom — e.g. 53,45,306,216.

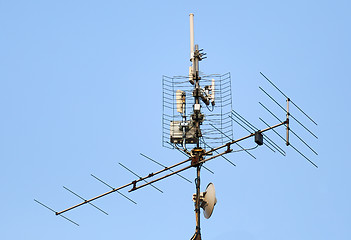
35,13,318,239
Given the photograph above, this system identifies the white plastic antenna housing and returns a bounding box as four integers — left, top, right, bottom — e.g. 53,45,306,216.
202,183,217,219
189,13,194,60
189,66,193,83
176,90,185,113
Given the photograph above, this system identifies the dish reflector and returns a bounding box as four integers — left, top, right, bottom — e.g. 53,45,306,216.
202,183,217,219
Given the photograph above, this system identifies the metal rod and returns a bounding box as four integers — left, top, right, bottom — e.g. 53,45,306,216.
259,118,286,142
124,156,191,186
286,98,290,146
259,102,282,123
34,199,80,226
289,143,318,168
56,120,286,216
63,186,109,215
229,114,252,133
231,110,257,132
202,165,214,174
140,153,192,183
260,72,317,125
34,199,56,213
229,113,277,153
259,87,318,139
201,139,236,166
59,214,80,226
118,163,163,193
129,164,193,192
59,157,187,214
259,117,318,168
56,181,134,215
199,148,236,165
205,121,286,156
106,121,287,195
209,123,256,159
260,101,317,155
289,128,318,155
90,174,137,204
230,111,286,155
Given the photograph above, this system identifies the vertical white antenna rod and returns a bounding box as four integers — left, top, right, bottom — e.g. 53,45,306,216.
190,13,195,60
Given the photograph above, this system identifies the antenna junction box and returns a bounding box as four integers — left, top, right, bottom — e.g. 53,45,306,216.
170,121,198,144
255,131,263,146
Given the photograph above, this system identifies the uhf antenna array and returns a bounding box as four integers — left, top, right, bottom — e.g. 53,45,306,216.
162,73,233,149
35,14,318,240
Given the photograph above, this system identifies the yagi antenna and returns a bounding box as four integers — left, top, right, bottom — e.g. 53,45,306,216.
35,14,318,240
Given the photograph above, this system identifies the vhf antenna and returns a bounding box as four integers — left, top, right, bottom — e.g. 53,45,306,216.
35,14,318,240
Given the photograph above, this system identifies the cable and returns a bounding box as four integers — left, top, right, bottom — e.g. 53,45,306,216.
206,104,214,112
231,144,258,153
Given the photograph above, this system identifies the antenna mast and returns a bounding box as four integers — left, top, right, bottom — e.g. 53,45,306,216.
189,13,207,240
190,13,201,239
35,13,318,240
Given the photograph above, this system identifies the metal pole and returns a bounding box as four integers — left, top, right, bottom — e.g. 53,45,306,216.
194,165,202,239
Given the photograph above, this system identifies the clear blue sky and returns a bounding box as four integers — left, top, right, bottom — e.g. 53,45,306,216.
1,1,350,239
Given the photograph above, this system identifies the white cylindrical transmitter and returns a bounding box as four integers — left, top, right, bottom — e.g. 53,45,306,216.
189,13,194,60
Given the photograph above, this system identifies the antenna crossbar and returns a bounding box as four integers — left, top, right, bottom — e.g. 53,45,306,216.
205,120,286,155
90,174,137,204
129,164,193,192
130,120,288,192
229,113,285,155
63,186,109,215
200,139,236,166
56,157,193,215
140,153,192,183
209,123,256,159
118,163,164,193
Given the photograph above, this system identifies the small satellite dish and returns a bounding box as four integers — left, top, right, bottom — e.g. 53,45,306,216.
202,183,217,219
193,183,217,219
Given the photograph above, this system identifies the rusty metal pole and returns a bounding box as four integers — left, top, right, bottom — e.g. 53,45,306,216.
190,164,202,240
195,165,201,239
